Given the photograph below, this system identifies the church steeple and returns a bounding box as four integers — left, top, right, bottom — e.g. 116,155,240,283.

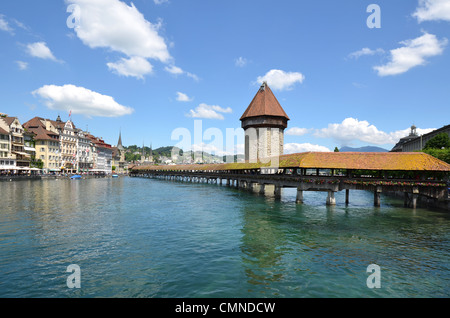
117,131,124,150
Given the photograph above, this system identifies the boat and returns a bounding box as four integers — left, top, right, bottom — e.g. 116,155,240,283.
70,175,82,180
112,174,119,178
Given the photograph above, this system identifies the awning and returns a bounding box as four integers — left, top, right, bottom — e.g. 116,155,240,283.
24,147,36,152
13,151,31,157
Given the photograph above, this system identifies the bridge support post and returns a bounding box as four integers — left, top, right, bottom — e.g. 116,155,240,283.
412,187,419,209
374,187,382,207
296,188,304,204
326,191,336,206
274,185,281,199
345,189,349,205
259,184,265,195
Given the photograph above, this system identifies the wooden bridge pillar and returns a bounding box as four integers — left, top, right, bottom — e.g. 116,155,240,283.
259,183,265,195
274,185,281,199
345,189,350,205
326,191,336,206
374,187,382,207
296,188,304,204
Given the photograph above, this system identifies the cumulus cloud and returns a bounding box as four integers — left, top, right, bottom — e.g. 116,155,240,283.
107,56,153,79
285,127,312,136
66,0,176,78
187,103,232,120
284,143,331,154
314,117,435,146
32,84,134,118
176,92,193,102
26,42,60,62
348,47,384,59
256,69,305,91
373,32,447,76
413,0,450,22
67,0,170,61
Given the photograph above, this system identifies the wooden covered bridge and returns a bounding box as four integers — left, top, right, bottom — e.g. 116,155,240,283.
130,151,450,209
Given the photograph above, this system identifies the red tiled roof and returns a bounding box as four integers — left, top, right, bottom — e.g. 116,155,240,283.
133,152,450,172
27,126,59,141
0,127,8,135
2,116,17,126
240,83,290,120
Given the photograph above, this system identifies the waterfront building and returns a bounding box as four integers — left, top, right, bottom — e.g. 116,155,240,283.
87,134,113,174
0,115,30,169
23,130,36,164
0,116,14,171
391,124,450,152
23,117,62,173
240,82,290,162
76,129,92,172
57,118,78,173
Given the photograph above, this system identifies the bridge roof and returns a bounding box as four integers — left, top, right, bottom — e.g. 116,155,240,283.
132,152,450,172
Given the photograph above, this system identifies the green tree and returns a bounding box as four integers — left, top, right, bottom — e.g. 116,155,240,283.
422,148,450,164
424,133,450,150
334,147,340,152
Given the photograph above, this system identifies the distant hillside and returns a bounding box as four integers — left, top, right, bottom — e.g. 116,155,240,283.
340,146,389,153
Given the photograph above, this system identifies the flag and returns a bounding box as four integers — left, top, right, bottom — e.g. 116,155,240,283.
69,110,72,118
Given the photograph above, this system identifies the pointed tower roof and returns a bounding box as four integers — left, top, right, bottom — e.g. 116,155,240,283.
240,82,290,121
117,131,124,150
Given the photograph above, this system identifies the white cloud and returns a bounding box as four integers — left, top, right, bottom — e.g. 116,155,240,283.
373,32,447,76
235,57,247,67
413,0,450,22
67,0,170,61
66,0,176,78
348,47,384,59
284,143,331,154
26,42,60,62
107,56,153,79
256,69,305,91
314,117,435,146
165,65,184,75
285,127,312,136
165,65,200,81
0,14,13,33
16,61,28,70
186,72,200,82
154,0,169,4
32,84,134,118
176,92,193,102
187,103,232,120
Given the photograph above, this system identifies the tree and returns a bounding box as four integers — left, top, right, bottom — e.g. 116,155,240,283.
334,147,340,152
424,133,450,150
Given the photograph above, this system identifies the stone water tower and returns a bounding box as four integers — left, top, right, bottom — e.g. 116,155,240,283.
240,82,290,162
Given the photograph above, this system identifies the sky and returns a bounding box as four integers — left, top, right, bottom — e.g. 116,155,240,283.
0,0,449,156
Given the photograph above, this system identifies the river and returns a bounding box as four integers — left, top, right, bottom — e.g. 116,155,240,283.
0,177,449,297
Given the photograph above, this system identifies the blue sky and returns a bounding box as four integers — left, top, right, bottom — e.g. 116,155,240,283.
0,0,449,155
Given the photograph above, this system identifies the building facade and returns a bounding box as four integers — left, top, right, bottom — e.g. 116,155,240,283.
1,116,30,169
23,117,62,173
391,124,450,152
